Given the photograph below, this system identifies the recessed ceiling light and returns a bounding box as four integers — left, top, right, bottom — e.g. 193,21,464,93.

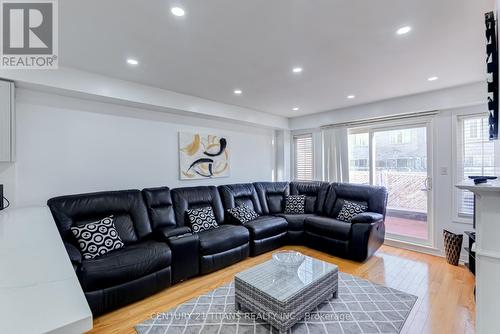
292,107,300,111
292,67,303,73
347,95,355,99
396,26,412,35
171,7,185,17
234,89,242,95
427,76,439,81
126,58,139,65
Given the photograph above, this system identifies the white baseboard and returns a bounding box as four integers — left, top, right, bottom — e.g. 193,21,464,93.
384,238,468,264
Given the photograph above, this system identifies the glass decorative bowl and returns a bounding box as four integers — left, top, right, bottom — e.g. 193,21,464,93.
272,250,305,269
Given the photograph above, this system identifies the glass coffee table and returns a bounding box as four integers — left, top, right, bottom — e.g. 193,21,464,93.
234,254,338,333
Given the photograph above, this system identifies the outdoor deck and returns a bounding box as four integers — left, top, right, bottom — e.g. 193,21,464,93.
385,215,428,240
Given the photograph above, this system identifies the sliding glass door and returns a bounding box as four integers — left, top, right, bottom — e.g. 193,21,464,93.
348,122,432,245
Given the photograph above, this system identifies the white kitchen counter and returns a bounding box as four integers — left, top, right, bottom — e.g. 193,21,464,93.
0,207,92,334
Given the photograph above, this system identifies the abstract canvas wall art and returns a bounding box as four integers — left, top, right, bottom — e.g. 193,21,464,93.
179,132,230,179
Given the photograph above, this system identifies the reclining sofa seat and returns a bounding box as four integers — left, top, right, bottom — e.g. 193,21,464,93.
304,182,388,261
275,181,330,244
219,183,288,256
47,190,172,316
171,186,250,274
142,187,199,283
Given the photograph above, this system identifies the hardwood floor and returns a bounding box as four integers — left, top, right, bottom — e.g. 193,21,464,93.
89,245,476,334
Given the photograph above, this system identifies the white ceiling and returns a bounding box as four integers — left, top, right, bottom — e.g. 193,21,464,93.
59,0,494,118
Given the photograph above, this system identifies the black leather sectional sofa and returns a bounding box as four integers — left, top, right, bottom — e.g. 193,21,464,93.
47,181,387,316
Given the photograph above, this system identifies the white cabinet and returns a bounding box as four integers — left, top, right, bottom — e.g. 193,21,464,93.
456,180,500,334
0,80,15,162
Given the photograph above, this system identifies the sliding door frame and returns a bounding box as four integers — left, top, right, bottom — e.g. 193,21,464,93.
348,117,435,247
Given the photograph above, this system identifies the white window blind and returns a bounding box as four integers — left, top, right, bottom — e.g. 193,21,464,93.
456,114,500,216
294,134,313,181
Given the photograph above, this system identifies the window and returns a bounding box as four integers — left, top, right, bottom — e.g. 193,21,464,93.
294,134,313,180
469,119,480,139
390,130,411,144
456,114,500,217
353,134,368,146
350,159,368,169
348,132,370,184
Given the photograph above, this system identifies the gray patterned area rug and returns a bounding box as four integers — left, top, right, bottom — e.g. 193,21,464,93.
135,273,417,334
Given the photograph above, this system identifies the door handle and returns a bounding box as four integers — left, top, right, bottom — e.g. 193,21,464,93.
421,177,431,191
424,177,432,191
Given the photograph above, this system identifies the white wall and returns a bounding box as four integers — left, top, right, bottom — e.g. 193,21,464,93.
290,83,489,258
0,89,275,208
432,105,485,254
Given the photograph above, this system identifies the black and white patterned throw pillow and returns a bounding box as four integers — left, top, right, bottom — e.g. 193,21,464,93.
70,216,124,260
227,205,259,224
187,207,219,233
284,195,306,214
337,201,368,222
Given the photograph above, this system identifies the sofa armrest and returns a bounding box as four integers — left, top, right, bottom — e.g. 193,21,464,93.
155,226,192,241
351,212,384,225
64,242,82,267
349,217,385,261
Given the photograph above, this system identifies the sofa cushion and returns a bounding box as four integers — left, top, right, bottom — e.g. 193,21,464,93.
64,242,82,266
227,205,259,224
71,216,124,260
324,183,387,218
171,186,225,226
290,181,330,214
48,189,152,244
187,207,219,233
218,183,262,214
198,224,249,255
244,216,288,240
336,200,367,222
284,195,306,214
304,216,352,241
253,182,290,215
330,198,368,220
142,187,177,230
275,213,317,231
79,240,171,291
